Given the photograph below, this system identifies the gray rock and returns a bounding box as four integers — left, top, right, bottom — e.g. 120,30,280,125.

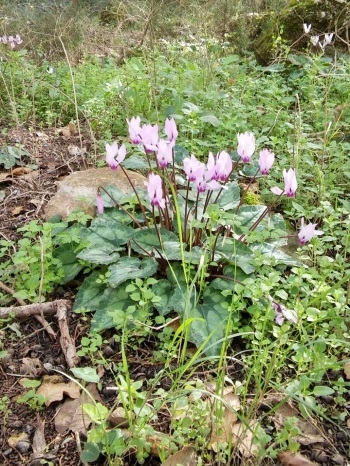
44,167,146,220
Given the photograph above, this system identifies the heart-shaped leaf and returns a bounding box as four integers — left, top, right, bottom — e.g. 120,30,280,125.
108,257,158,287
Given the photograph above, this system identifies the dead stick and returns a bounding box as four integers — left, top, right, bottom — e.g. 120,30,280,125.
56,301,79,368
0,299,71,319
0,280,57,337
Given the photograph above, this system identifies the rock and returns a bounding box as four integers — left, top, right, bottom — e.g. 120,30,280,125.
44,167,146,220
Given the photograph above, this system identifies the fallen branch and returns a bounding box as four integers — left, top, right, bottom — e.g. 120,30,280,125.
56,301,79,368
0,299,71,319
0,281,57,337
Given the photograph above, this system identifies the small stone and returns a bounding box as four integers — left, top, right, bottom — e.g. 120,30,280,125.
10,420,23,428
43,362,54,372
25,424,35,434
337,431,349,442
331,453,345,465
3,448,12,456
16,441,30,453
312,450,328,463
103,345,114,356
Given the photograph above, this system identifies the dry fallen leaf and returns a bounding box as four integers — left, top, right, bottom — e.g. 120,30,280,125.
11,167,32,176
274,404,324,445
162,446,197,466
54,383,102,434
108,406,129,428
31,415,46,456
20,358,43,377
211,391,241,445
231,420,259,457
12,205,24,216
344,361,350,379
55,397,93,434
37,376,80,406
277,450,319,466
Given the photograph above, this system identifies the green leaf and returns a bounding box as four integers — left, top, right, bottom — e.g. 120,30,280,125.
53,243,83,282
73,272,106,311
312,386,335,397
250,242,301,266
77,246,121,265
130,228,179,256
217,182,240,210
190,285,232,356
71,367,100,383
236,205,266,230
83,403,109,424
123,155,155,170
151,279,173,315
81,442,101,462
174,145,189,165
215,239,255,274
90,285,134,332
211,265,251,291
199,114,221,126
85,217,134,249
108,257,158,287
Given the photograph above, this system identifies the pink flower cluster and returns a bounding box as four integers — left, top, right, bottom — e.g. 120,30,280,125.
127,116,178,160
0,34,22,49
99,118,324,245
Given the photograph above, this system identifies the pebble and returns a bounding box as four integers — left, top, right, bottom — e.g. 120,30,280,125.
103,345,114,356
312,450,328,463
3,448,13,456
16,441,30,453
337,431,349,441
10,420,23,428
331,454,345,465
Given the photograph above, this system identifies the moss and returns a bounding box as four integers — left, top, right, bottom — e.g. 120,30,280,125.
244,190,261,206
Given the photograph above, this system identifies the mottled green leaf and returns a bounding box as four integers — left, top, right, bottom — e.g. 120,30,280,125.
108,257,158,287
73,271,106,311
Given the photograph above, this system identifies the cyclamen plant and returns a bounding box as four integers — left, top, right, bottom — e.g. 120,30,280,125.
78,117,323,355
0,34,22,49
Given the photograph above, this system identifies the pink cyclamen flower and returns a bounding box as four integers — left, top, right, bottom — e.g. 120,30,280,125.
15,34,22,45
206,151,232,182
156,139,173,168
237,132,255,163
272,302,298,326
164,118,178,146
268,296,297,326
298,218,323,244
207,152,219,181
1,35,7,44
127,116,142,144
183,155,205,182
258,149,275,175
195,174,221,193
140,124,159,153
216,151,232,181
96,193,104,215
271,168,298,197
148,173,165,208
105,141,126,170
